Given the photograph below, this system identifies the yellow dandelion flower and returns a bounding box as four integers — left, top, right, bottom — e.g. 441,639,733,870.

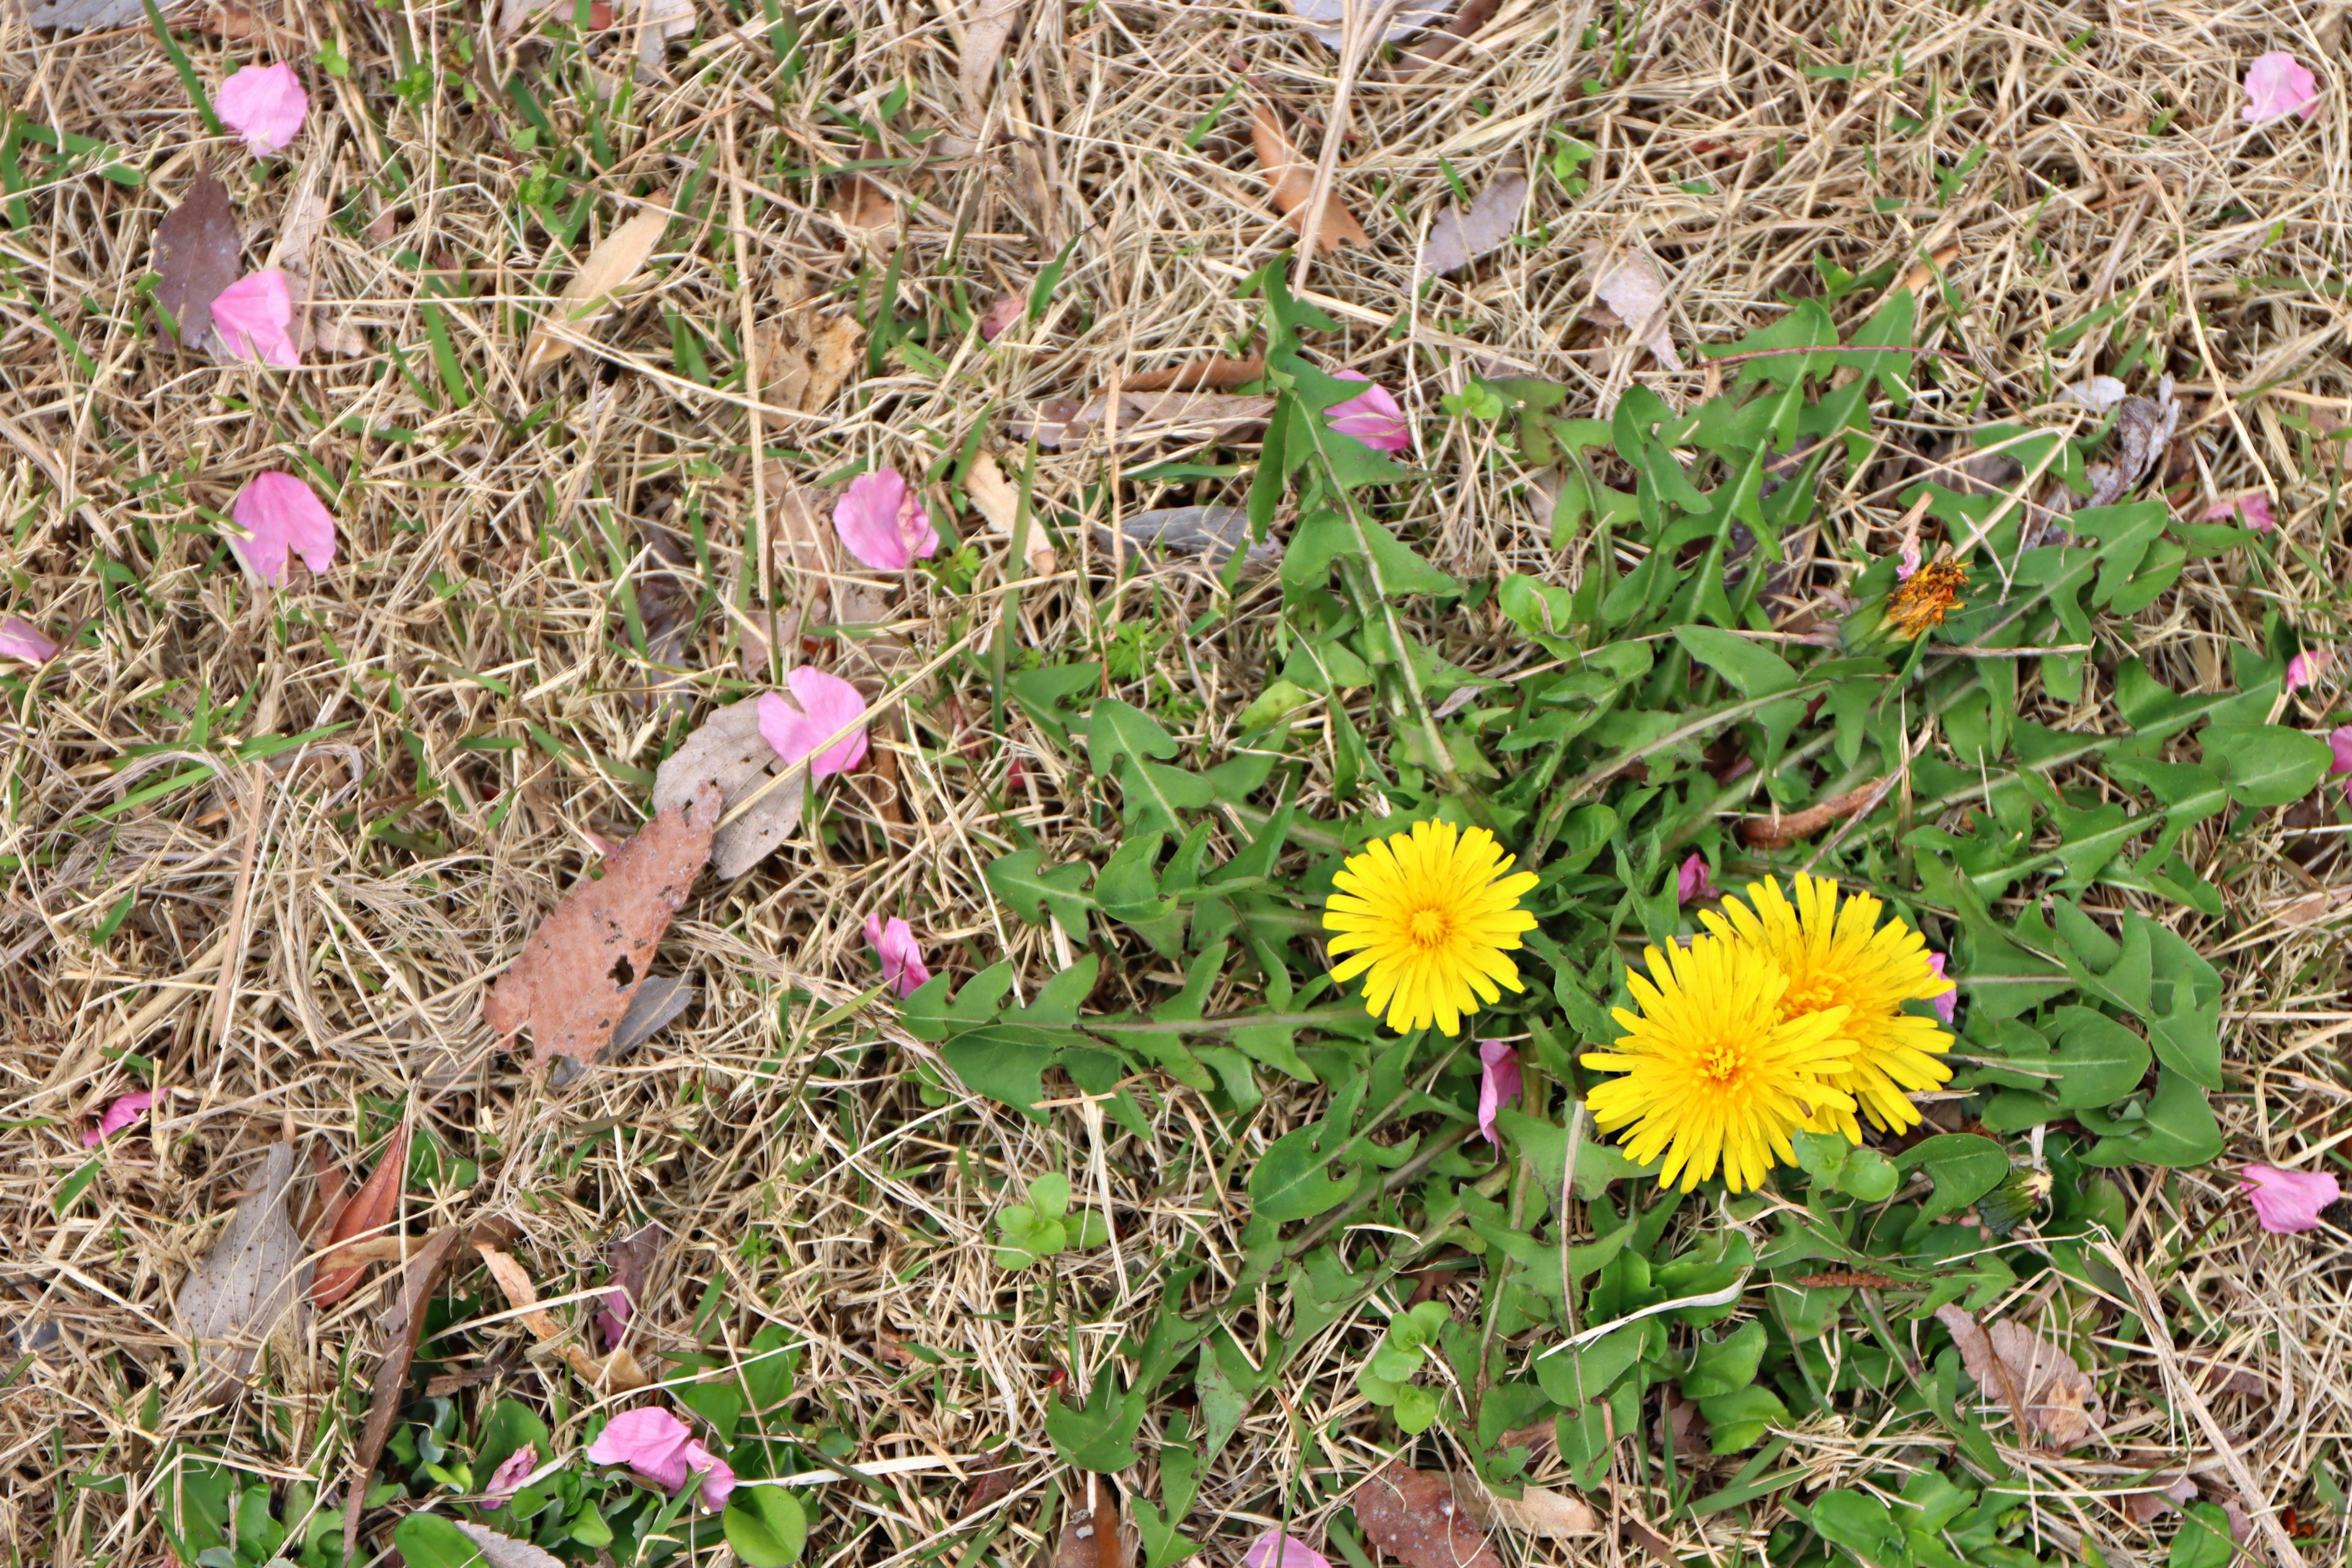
1700,873,1954,1140
1324,819,1539,1036
1583,934,1856,1193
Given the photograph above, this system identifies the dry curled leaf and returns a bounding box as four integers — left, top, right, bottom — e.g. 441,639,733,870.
154,172,242,353
1057,1474,1133,1568
758,311,864,412
1587,246,1683,371
451,1523,566,1568
1250,102,1370,252
2076,376,2179,510
1393,0,1499,78
312,1120,412,1307
1740,778,1885,850
653,701,804,880
484,780,719,1064
1420,166,1528,278
1012,390,1275,451
967,452,1057,576
1281,0,1445,48
1354,1464,1504,1568
1122,355,1265,393
522,203,671,375
1936,1305,2107,1450
475,1243,648,1391
1450,1476,1600,1539
175,1141,308,1392
23,0,146,29
957,0,1025,114
829,171,897,236
346,1227,462,1562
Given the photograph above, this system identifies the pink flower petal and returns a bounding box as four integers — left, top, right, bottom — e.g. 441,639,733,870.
597,1287,631,1351
1476,1039,1523,1144
1325,369,1413,454
1244,1533,1334,1568
2244,51,2321,126
228,471,338,586
586,1407,693,1493
82,1090,154,1148
0,616,59,664
832,468,937,571
211,268,301,368
1676,852,1715,905
215,62,309,155
864,913,932,998
483,1444,538,1507
2329,726,2352,802
2286,647,2332,693
1926,952,1956,1027
2202,492,2275,533
758,668,870,777
1896,538,1922,581
2241,1164,2339,1234
681,1439,736,1510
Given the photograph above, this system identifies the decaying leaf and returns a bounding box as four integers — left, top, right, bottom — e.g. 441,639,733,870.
154,172,243,353
1420,165,1529,278
475,1242,649,1391
1012,390,1276,451
758,310,865,413
346,1227,462,1563
612,973,697,1054
452,1523,566,1568
1587,247,1684,372
1393,0,1500,78
1281,0,1445,48
630,0,693,69
521,202,672,375
263,157,366,358
957,0,1026,115
23,0,146,30
2075,375,2178,510
1450,1476,1601,1539
1353,1464,1505,1568
1094,506,1277,573
1057,1473,1133,1568
483,780,720,1064
1935,1305,2107,1450
1740,778,1885,850
1250,102,1370,252
967,451,1058,576
175,1142,309,1391
829,171,897,236
654,701,804,880
1122,355,1265,393
312,1120,412,1307
2122,1474,2198,1525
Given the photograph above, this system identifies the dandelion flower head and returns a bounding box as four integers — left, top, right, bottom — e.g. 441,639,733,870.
1323,819,1538,1036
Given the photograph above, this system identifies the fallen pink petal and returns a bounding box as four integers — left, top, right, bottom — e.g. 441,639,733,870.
2244,51,2321,125
2329,726,2352,800
1477,1039,1523,1143
1325,369,1412,454
2201,492,2275,532
586,1407,693,1493
82,1090,154,1148
0,616,59,664
1677,852,1715,905
482,1444,538,1507
2241,1164,2339,1233
2286,647,2332,693
1897,538,1921,581
680,1439,735,1509
210,268,301,368
758,667,871,777
832,467,938,571
228,471,339,586
597,1287,631,1351
1244,1534,1334,1568
215,62,309,154
1926,953,1956,1025
865,913,932,997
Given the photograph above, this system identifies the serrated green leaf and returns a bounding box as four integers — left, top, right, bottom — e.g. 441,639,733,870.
984,850,1095,940
1046,1373,1144,1472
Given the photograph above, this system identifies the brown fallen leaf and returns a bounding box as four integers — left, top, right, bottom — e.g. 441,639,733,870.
521,202,672,375
1450,1476,1600,1539
1012,390,1276,451
474,1243,649,1391
483,780,720,1065
452,1523,565,1568
978,293,1023,342
1121,355,1265,393
2122,1473,2198,1525
175,1142,309,1394
600,1222,662,1348
1393,0,1500,78
1354,1464,1504,1568
957,0,1026,115
313,1119,413,1307
1586,246,1684,372
959,1458,1020,1520
192,1,262,37
1250,101,1370,252
829,171,897,236
263,157,366,358
967,452,1057,576
1897,243,1962,298
1420,164,1529,279
154,172,242,353
1057,1473,1133,1568
654,701,804,880
1740,779,1886,851
302,1139,349,1239
629,0,693,70
757,310,864,413
345,1227,462,1563
1935,1305,2107,1450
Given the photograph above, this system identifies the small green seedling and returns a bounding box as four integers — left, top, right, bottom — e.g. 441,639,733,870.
1354,1299,1449,1433
993,1174,1110,1270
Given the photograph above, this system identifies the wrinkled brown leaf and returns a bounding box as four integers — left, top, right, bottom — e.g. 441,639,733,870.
522,203,672,375
1354,1464,1504,1568
654,701,802,880
475,1243,647,1391
2077,376,2179,509
347,1227,462,1562
154,173,242,353
1250,102,1370,252
957,0,1026,115
1741,778,1885,850
1122,355,1265,393
1420,167,1528,278
1936,1305,2107,1450
758,312,864,412
1057,1474,1132,1568
959,1458,1020,1520
484,781,719,1063
24,0,145,29
313,1120,412,1307
453,1523,567,1568
1013,390,1275,451
1587,247,1683,372
604,1222,660,1332
1393,0,1499,78
1451,1477,1600,1539
630,0,693,69
548,974,693,1088
175,1142,309,1392
978,293,1023,342
263,157,365,358
830,172,897,235
2122,1474,2198,1525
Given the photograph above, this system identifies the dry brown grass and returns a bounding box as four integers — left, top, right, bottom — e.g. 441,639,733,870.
3,0,2351,1563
